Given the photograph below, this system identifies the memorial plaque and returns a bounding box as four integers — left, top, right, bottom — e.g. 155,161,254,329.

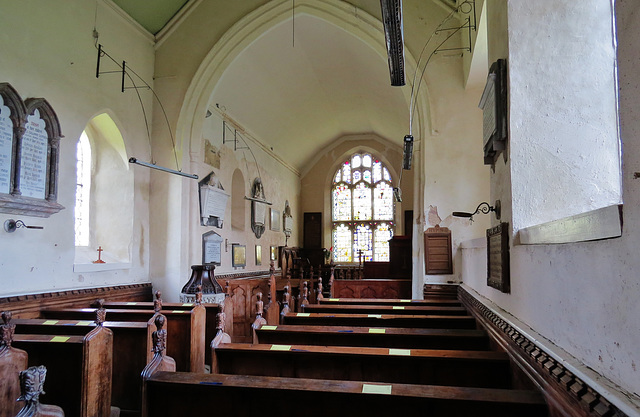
0,97,13,194
202,230,223,265
199,172,229,227
486,222,510,293
19,110,48,199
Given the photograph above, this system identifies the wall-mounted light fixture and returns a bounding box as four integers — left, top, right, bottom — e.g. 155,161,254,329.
380,0,406,86
4,219,44,233
128,157,198,180
452,200,501,222
402,134,414,170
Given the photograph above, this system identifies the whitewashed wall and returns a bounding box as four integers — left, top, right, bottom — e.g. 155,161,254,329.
0,1,154,296
462,0,640,407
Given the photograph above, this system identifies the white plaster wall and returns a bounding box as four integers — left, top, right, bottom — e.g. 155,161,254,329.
461,0,640,406
422,55,491,284
507,0,621,231
0,1,154,296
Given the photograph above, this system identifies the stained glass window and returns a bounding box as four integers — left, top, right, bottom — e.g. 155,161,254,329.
374,182,394,220
333,224,352,262
353,182,372,220
354,224,373,262
374,223,393,261
342,162,351,184
331,152,395,263
332,184,351,221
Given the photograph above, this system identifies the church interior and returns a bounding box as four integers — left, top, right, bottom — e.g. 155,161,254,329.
0,0,639,416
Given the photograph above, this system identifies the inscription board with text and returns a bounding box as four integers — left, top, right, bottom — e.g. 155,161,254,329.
487,222,510,293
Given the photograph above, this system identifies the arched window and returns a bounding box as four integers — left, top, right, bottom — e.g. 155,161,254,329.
332,153,394,262
74,132,91,247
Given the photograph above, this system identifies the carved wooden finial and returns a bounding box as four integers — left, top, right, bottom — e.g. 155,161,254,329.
255,293,264,318
1,310,15,347
282,286,290,307
152,315,167,354
225,281,230,298
216,311,226,332
316,279,324,302
195,285,203,306
300,281,309,308
269,260,275,275
94,299,106,326
17,365,47,403
154,291,163,313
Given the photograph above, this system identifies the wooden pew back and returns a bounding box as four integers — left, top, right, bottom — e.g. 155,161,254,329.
143,372,548,417
211,342,512,388
282,312,478,329
13,318,150,413
12,327,112,417
254,324,490,350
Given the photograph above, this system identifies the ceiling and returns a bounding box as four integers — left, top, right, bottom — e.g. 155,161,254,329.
211,14,411,172
109,1,482,173
111,0,189,34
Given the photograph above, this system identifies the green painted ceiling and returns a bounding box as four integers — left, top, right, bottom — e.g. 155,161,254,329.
112,0,189,34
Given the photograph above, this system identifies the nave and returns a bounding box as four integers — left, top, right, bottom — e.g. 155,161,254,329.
3,270,615,417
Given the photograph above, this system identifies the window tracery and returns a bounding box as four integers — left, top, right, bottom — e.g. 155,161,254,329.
331,153,394,262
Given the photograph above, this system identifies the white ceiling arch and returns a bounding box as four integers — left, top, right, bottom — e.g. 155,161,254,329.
176,0,430,174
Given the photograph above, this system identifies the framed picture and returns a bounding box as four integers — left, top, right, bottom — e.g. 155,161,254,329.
255,245,262,266
270,208,281,231
270,245,278,262
232,244,246,268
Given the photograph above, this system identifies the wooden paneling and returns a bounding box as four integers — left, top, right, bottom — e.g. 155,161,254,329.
0,283,152,319
424,226,453,275
227,278,269,343
332,279,411,299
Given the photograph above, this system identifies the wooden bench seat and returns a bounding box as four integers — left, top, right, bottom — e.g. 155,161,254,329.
103,300,223,366
254,324,490,350
143,372,549,417
12,328,112,417
13,318,150,414
281,312,478,329
40,307,204,372
212,343,512,388
301,304,469,316
319,298,462,307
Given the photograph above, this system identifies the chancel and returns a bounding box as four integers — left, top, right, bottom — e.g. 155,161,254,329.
0,0,639,416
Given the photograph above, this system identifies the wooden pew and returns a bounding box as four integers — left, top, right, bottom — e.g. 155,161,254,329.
301,304,469,316
0,311,28,417
141,315,175,417
12,318,150,414
281,312,478,329
253,324,490,350
211,343,512,389
143,372,548,417
102,291,220,368
40,305,204,373
318,298,462,307
12,323,113,417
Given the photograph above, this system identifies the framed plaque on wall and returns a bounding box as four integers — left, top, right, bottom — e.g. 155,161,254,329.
487,222,510,293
